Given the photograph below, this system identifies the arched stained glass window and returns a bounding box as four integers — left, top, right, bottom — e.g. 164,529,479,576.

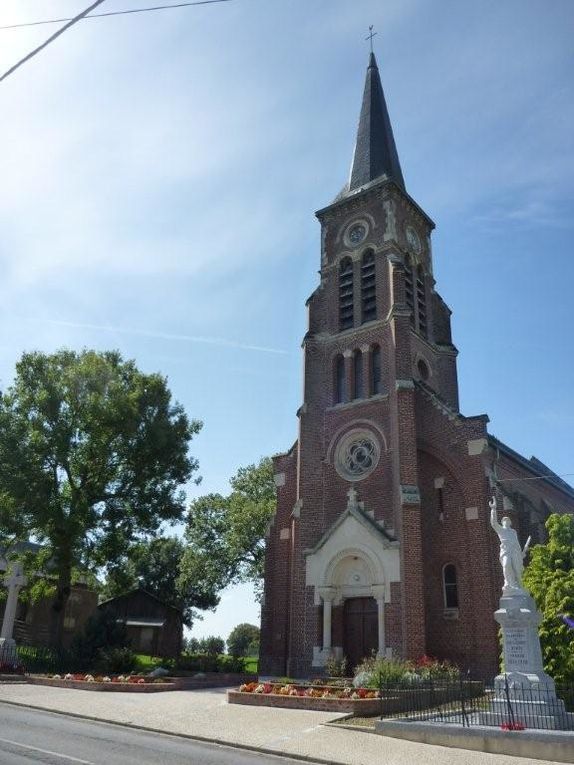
353,349,363,399
442,564,459,609
371,345,382,396
334,355,346,404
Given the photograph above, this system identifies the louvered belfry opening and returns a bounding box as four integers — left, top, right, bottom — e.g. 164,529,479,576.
361,250,376,323
416,265,427,337
404,255,415,328
339,257,354,330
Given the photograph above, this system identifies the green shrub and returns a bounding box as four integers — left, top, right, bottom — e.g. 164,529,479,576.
324,653,348,678
71,610,130,667
95,646,137,674
354,656,411,687
175,652,246,674
353,654,460,688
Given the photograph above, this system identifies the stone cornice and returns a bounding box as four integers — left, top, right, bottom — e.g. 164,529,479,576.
315,177,435,230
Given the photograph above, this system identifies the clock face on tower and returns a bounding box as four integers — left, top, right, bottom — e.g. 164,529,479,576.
406,225,421,254
345,221,368,247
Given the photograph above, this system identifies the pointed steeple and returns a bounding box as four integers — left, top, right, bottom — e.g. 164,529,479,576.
348,52,405,192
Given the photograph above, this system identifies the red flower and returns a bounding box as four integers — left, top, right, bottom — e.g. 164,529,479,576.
500,722,526,731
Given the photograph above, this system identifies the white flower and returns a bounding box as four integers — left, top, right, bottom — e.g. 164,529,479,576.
64,673,73,680
52,674,61,680
103,676,111,683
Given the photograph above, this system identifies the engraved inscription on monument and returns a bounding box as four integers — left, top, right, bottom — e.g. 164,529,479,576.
505,628,528,670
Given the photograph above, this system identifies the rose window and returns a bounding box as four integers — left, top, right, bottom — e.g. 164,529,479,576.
343,439,375,476
335,430,380,481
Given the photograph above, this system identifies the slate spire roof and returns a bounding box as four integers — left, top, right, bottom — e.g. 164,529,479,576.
348,52,405,193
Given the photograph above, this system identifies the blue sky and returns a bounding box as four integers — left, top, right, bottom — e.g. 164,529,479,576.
1,0,573,641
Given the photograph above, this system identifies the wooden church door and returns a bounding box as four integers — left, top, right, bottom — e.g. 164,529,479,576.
343,597,378,670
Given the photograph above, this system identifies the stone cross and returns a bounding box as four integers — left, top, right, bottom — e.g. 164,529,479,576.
1,562,26,641
346,486,359,511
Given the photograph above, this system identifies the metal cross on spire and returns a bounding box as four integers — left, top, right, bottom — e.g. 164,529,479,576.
365,25,377,53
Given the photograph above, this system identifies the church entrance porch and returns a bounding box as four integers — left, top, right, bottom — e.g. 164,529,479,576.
343,597,378,670
304,488,401,670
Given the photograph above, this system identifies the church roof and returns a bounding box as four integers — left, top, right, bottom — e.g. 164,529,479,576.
347,52,405,194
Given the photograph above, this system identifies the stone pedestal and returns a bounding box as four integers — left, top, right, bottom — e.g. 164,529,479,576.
480,589,574,730
0,637,18,666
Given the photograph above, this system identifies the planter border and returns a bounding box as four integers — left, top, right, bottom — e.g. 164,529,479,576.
227,689,379,714
28,676,176,693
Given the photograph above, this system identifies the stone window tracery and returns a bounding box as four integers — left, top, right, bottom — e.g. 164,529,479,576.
335,429,380,481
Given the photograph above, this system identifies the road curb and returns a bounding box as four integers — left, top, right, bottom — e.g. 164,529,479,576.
0,698,343,765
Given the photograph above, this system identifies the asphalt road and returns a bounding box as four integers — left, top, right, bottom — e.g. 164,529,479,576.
0,704,314,765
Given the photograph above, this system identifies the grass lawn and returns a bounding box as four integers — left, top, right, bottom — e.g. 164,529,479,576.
136,653,258,674
244,656,258,674
135,654,171,672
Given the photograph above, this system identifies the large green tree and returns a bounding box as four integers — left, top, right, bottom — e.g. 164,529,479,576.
180,457,276,601
103,536,218,627
227,623,260,657
0,349,201,647
523,513,574,683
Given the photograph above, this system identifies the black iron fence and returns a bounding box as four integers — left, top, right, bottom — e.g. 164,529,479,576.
380,675,574,731
0,643,83,674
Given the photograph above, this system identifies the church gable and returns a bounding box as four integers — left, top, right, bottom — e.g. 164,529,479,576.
305,489,400,606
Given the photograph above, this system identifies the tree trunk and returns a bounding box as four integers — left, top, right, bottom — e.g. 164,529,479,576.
50,565,72,650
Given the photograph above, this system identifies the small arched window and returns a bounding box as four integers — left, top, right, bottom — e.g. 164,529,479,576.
416,265,427,337
361,250,376,323
404,255,415,328
417,358,430,382
442,564,459,609
353,349,363,399
371,344,382,396
339,257,354,331
334,355,346,404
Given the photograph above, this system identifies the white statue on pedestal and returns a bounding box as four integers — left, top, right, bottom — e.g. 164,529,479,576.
489,496,530,592
0,561,27,666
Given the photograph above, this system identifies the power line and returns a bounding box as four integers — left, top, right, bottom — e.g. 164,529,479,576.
0,0,233,31
497,473,574,484
0,0,108,82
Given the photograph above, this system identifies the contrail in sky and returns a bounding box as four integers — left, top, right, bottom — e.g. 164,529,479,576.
25,318,289,356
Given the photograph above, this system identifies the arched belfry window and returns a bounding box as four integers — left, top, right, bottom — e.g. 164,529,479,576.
416,265,427,338
361,250,376,323
371,344,382,396
353,349,363,399
404,255,415,328
442,564,459,609
339,257,354,331
334,355,346,404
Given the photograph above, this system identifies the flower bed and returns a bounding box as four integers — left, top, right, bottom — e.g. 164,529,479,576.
228,682,380,714
228,679,485,716
0,660,25,675
28,673,176,693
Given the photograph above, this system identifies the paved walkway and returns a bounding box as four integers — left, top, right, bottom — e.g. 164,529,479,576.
0,683,564,765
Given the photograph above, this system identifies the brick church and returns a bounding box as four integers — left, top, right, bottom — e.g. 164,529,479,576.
259,52,574,680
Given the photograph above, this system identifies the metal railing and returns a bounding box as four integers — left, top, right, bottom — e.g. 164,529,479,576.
380,675,574,731
0,642,82,674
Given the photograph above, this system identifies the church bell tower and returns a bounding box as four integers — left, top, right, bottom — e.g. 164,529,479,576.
259,49,504,680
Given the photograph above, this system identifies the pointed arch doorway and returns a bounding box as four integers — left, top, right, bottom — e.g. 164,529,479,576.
343,596,378,670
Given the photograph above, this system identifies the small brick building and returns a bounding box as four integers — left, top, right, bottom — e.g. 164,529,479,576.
98,589,183,658
259,53,574,680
